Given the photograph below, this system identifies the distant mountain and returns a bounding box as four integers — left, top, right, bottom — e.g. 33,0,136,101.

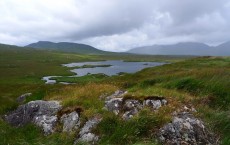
128,42,230,56
214,41,230,55
25,41,112,55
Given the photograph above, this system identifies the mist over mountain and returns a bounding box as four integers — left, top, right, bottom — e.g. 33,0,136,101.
26,41,113,55
214,41,230,55
127,41,230,56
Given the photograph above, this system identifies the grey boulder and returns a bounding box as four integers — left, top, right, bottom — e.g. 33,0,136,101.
33,115,58,135
75,117,102,144
158,112,217,145
105,98,123,115
105,90,127,101
60,111,80,132
4,100,62,135
122,99,143,120
143,99,167,110
104,91,168,120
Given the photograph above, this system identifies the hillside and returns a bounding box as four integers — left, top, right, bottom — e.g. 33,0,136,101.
26,41,113,55
0,43,229,144
128,42,230,56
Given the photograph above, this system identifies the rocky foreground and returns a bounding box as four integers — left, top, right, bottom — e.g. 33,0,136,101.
4,91,218,145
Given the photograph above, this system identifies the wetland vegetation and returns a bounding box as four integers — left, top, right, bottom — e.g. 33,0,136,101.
0,44,229,144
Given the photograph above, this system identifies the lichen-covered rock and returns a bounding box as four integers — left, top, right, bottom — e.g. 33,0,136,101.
60,111,80,132
105,90,127,101
4,100,61,135
143,98,167,110
104,91,167,120
122,99,143,120
16,93,32,104
33,115,58,135
123,99,143,111
78,133,99,144
122,108,139,120
143,99,162,110
104,90,128,115
105,98,123,115
158,112,217,145
75,117,102,145
161,99,167,105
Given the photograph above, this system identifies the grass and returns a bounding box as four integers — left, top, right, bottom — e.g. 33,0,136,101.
52,74,109,84
0,120,75,145
101,56,229,144
0,44,229,144
97,109,170,145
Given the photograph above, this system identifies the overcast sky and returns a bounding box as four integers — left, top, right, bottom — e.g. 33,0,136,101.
0,0,230,51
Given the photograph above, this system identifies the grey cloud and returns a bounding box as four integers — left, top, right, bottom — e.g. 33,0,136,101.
0,0,230,51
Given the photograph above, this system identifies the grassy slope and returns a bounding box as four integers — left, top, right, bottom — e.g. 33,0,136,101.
0,45,229,144
45,56,230,144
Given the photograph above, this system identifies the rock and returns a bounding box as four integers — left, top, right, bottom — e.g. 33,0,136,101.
79,117,102,137
33,115,58,135
75,116,102,144
16,93,32,104
122,99,143,120
123,99,143,111
105,90,127,101
78,133,99,144
4,100,62,135
161,99,167,105
104,91,168,120
158,112,217,145
60,111,80,132
105,98,123,115
122,108,139,120
143,99,162,110
104,90,127,115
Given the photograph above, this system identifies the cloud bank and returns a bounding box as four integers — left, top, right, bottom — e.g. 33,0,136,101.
0,0,230,51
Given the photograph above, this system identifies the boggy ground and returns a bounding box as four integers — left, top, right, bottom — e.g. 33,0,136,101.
0,46,229,144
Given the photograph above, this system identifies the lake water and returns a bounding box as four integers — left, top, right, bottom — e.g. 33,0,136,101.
43,60,166,84
63,60,165,76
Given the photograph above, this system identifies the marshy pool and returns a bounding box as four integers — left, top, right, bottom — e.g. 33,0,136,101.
43,60,166,84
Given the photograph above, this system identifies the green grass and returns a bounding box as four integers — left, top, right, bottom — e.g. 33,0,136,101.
52,73,109,84
0,120,75,145
97,109,168,145
0,44,229,145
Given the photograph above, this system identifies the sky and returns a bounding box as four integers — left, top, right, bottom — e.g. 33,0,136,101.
0,0,230,52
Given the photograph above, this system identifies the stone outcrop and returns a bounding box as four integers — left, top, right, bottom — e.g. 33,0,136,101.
105,97,123,115
75,116,102,145
4,90,219,145
158,111,217,145
143,98,167,110
105,90,127,101
4,100,62,135
33,115,58,135
104,91,167,120
16,93,32,104
122,99,143,120
60,111,80,132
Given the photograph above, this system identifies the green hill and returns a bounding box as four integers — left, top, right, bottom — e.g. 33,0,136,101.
25,41,113,55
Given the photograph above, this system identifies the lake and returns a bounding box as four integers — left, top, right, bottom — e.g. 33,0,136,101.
43,60,166,84
63,60,165,76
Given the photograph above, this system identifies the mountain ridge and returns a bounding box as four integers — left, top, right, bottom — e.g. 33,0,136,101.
25,41,113,55
128,41,230,56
